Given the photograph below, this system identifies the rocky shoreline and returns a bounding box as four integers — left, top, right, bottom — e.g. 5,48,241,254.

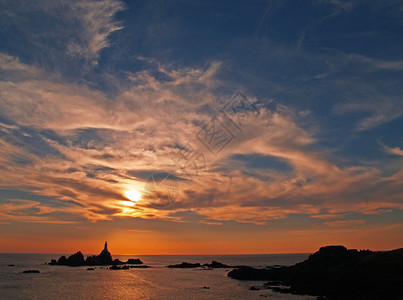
228,245,403,299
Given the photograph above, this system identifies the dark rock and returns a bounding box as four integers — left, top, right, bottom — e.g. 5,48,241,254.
8,264,14,267
109,264,129,270
85,249,113,266
203,261,231,268
53,248,113,267
126,258,143,264
109,264,120,270
113,259,124,265
49,242,137,267
271,287,291,294
167,262,201,268
264,280,283,287
87,268,95,270
228,245,403,299
202,286,210,289
168,260,230,268
228,266,278,280
312,245,348,257
66,251,85,266
271,264,284,268
97,249,113,265
57,256,67,265
22,270,40,273
85,255,100,266
250,286,260,290
49,259,57,265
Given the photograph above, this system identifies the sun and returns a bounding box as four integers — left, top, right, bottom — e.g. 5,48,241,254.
124,189,142,202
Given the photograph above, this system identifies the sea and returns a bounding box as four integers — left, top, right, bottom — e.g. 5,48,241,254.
0,253,316,299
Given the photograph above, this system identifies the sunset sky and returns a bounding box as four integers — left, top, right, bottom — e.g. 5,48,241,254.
0,0,402,255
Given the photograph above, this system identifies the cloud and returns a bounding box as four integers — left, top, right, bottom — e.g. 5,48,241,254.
339,53,403,71
0,199,79,224
65,0,125,65
0,48,402,226
334,92,402,132
324,219,365,228
314,51,403,131
316,0,403,19
0,53,224,222
198,220,223,226
316,0,356,17
0,0,125,72
381,144,403,156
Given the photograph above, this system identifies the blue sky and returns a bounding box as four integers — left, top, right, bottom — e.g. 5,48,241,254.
0,0,402,254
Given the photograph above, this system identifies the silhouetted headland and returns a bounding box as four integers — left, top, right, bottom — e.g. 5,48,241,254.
228,245,403,299
48,241,145,267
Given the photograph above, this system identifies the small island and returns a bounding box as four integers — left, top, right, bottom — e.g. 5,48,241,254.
48,241,146,268
167,261,231,268
228,245,403,299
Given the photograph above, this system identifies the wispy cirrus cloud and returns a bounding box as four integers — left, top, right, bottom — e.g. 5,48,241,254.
0,0,124,72
65,0,125,65
334,97,403,131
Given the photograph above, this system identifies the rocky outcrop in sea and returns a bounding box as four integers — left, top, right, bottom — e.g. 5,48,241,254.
167,261,232,268
48,242,144,267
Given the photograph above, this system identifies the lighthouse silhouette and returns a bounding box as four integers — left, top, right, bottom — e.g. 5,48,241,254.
104,241,108,251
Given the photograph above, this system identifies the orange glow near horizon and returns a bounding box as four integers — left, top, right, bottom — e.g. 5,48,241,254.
0,221,402,255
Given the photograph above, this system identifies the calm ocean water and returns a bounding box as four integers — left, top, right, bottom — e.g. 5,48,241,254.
0,253,315,299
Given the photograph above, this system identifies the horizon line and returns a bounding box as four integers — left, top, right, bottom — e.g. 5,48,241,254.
0,251,313,256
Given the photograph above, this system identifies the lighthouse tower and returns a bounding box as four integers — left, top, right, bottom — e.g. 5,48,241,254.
104,241,108,251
